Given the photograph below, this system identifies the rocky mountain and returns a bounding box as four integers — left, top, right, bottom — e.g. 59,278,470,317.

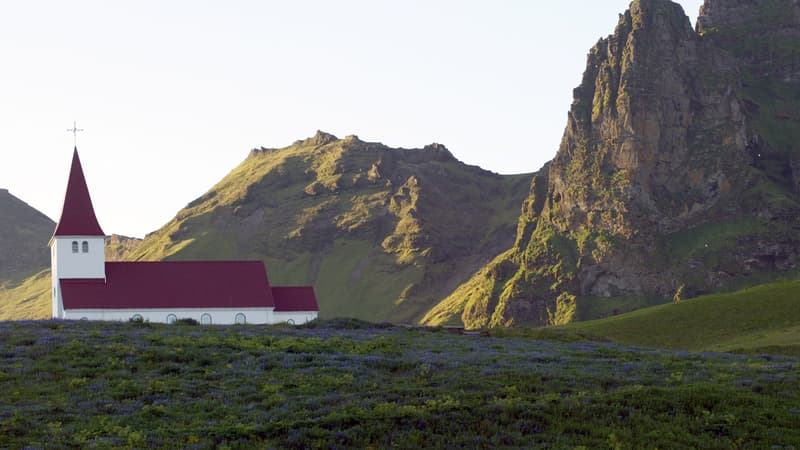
0,189,54,285
424,0,800,328
117,132,532,323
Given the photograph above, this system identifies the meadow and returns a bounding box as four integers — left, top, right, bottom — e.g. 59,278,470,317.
561,280,800,357
1,319,798,448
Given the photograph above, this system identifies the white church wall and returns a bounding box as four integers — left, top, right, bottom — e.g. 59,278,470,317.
64,307,276,325
273,311,318,325
51,236,107,319
52,236,106,279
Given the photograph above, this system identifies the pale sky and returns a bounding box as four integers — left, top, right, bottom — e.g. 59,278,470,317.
1,1,704,238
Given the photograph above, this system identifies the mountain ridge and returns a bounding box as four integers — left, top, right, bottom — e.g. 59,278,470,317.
424,0,800,328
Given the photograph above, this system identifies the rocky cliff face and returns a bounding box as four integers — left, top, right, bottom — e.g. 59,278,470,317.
425,0,800,328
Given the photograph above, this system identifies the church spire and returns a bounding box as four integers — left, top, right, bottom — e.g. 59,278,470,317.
53,147,105,237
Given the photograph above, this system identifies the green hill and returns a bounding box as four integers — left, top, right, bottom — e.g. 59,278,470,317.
0,189,55,320
117,132,532,323
559,281,800,356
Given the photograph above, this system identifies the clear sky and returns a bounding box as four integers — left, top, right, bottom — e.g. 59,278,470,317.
1,0,704,238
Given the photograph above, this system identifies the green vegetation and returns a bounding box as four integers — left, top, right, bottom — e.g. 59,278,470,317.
0,320,798,448
0,270,50,320
660,218,763,263
562,281,800,356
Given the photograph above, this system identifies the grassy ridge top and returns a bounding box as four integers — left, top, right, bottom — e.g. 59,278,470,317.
1,319,797,447
560,281,800,355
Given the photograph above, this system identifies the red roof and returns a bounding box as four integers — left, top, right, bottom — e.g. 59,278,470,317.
61,261,276,309
53,148,105,237
272,286,319,312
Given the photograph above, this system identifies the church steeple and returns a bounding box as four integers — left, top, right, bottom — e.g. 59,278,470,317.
53,147,105,237
50,147,107,319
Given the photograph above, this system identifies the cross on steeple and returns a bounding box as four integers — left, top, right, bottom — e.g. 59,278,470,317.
67,121,84,146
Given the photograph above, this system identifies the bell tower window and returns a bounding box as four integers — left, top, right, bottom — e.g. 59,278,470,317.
82,241,89,253
72,241,79,253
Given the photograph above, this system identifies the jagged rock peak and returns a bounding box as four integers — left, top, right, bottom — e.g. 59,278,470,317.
250,146,277,156
697,0,800,80
698,0,800,30
306,130,339,146
623,0,695,40
422,143,454,159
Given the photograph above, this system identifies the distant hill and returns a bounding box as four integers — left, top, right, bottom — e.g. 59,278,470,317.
116,132,532,323
0,189,54,285
0,189,54,320
559,281,800,356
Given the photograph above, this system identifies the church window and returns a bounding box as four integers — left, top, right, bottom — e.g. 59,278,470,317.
201,313,212,325
82,241,89,253
166,314,177,324
131,314,144,322
235,313,246,324
72,241,79,253
286,319,295,325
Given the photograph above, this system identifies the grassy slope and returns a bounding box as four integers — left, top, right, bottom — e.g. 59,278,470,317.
560,281,800,355
0,320,797,448
0,270,50,320
115,133,531,324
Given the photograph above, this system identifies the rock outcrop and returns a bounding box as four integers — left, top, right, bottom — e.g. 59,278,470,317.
425,0,800,328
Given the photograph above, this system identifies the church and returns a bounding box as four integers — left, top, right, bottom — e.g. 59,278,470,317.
50,148,319,325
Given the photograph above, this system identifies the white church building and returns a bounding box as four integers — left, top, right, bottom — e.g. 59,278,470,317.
50,147,319,325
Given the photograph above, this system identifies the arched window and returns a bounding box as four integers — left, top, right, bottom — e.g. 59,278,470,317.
286,319,295,325
82,241,89,253
72,241,79,253
235,313,246,325
201,313,212,325
166,314,177,324
130,314,144,322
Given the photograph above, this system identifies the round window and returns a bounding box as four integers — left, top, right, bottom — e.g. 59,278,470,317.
201,313,212,325
235,313,246,325
166,314,177,324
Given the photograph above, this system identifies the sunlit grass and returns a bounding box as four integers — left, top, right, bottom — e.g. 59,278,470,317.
561,280,800,355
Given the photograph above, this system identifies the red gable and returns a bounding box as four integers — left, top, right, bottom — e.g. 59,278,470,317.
53,148,105,237
272,286,319,312
61,261,276,309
